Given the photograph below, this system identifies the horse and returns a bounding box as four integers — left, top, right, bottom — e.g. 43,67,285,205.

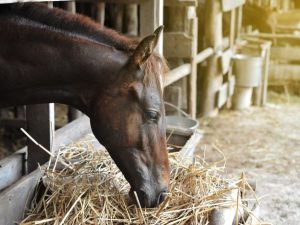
0,3,170,208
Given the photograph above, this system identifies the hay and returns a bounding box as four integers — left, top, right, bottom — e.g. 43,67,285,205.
20,135,254,225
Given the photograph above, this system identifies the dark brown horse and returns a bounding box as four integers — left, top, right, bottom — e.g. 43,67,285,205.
0,3,169,208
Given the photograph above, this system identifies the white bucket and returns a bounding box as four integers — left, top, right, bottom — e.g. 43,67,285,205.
233,54,263,87
232,86,253,110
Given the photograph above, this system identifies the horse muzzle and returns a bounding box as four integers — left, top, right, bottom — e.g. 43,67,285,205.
130,186,168,208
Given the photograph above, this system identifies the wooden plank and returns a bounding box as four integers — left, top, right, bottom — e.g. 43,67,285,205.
244,33,300,40
269,63,300,82
52,116,91,154
0,169,42,225
221,0,245,12
177,130,203,163
216,82,228,108
188,17,198,118
271,47,300,61
220,48,233,75
0,151,26,191
0,116,92,225
140,0,163,54
26,104,54,173
164,0,197,6
0,0,144,3
163,32,192,58
194,47,214,64
164,64,191,87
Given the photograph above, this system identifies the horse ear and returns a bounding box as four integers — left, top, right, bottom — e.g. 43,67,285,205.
131,25,164,67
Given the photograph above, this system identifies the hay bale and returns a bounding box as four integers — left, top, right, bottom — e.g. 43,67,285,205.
20,136,255,225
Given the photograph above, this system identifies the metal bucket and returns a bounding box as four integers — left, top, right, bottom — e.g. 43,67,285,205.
233,54,263,87
166,115,199,147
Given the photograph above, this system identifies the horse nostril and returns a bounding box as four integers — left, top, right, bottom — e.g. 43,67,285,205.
134,190,147,207
157,190,168,205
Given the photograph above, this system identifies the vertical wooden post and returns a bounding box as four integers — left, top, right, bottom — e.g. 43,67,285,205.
199,0,223,117
65,1,76,14
95,2,105,26
125,4,138,36
140,0,164,54
26,104,54,173
188,12,198,118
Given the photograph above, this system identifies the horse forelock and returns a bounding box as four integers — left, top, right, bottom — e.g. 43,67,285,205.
143,53,169,94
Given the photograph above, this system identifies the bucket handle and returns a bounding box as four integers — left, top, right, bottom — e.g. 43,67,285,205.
164,101,191,118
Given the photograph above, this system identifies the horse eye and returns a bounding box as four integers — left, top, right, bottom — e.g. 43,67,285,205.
146,110,159,122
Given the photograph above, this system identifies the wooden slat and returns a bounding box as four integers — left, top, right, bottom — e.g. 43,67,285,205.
194,47,214,64
26,104,55,173
177,130,203,164
216,82,228,108
163,32,192,58
220,48,233,75
164,0,197,6
164,64,191,87
140,0,163,54
271,47,300,61
269,64,300,82
52,116,91,154
0,0,145,3
0,169,42,225
221,0,245,12
0,150,26,191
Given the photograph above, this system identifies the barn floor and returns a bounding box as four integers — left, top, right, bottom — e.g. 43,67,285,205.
197,92,300,225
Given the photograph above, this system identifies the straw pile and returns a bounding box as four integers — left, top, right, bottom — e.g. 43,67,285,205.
20,135,253,225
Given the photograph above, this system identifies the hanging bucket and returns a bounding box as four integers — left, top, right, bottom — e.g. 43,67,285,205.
233,54,263,87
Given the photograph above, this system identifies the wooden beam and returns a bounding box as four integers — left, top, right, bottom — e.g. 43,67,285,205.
26,104,55,173
164,0,197,6
269,64,300,82
164,64,191,87
199,0,223,117
0,149,26,192
271,47,300,61
0,169,42,225
194,47,214,64
140,0,163,54
0,0,144,3
221,0,245,12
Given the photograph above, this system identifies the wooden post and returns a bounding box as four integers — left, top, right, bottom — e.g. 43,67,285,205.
125,4,138,36
199,0,223,117
26,104,54,173
188,14,198,118
65,1,76,14
140,0,164,54
95,2,105,26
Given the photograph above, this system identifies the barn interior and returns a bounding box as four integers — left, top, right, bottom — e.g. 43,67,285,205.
0,0,299,225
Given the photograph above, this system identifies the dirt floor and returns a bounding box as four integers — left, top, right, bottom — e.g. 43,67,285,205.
197,92,300,225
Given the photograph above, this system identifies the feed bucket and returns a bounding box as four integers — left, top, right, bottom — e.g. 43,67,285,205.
166,115,199,147
233,54,263,87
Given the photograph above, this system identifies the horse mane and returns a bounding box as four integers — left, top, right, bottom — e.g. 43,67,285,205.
1,3,168,86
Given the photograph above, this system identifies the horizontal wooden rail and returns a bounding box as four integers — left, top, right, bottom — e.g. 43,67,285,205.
194,47,214,64
0,149,26,192
0,116,91,192
0,0,145,4
164,64,191,87
244,33,300,40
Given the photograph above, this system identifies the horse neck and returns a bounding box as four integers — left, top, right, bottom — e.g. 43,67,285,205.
3,3,138,52
0,18,129,114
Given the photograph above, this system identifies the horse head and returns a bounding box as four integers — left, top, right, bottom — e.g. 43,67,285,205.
90,26,170,208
